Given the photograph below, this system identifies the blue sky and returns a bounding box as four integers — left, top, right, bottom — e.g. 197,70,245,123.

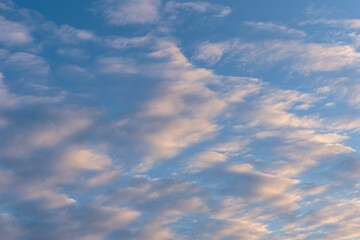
1,0,360,239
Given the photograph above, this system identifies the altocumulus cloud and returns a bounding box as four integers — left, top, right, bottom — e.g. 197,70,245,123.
1,0,360,239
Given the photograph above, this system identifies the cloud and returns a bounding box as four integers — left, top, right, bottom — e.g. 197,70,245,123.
97,0,162,25
0,0,15,11
305,3,338,19
98,56,137,74
6,52,50,76
0,16,33,45
22,188,77,209
105,35,152,49
59,148,112,171
201,163,301,239
56,48,87,58
124,41,226,170
186,151,227,173
33,205,141,240
0,214,23,240
0,72,64,108
280,198,360,239
245,21,306,37
185,137,250,173
0,166,77,209
120,42,258,171
209,198,271,240
244,88,356,177
195,39,360,72
165,1,231,17
87,170,120,187
0,107,92,156
75,206,141,237
220,164,300,206
194,41,233,65
3,1,360,239
58,64,95,80
249,88,320,129
109,40,262,172
302,18,360,29
210,138,250,153
56,25,95,43
310,77,360,110
92,176,207,239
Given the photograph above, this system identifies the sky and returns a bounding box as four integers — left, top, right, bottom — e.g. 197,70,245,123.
1,0,360,239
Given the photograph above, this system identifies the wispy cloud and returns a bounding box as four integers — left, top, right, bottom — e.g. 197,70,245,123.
6,52,50,76
301,18,360,29
195,39,360,73
97,0,162,25
0,16,33,45
98,56,138,74
165,1,231,17
56,25,96,43
245,21,306,37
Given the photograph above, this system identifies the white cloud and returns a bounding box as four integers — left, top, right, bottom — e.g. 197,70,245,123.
130,41,227,170
245,21,306,37
166,1,231,18
0,1,15,11
243,40,360,73
105,35,151,49
194,41,233,64
0,16,33,45
59,64,95,80
210,202,271,240
135,197,206,239
2,108,92,156
3,2,360,239
0,214,23,240
195,39,360,72
281,198,360,239
6,52,50,76
98,0,162,25
141,117,220,168
56,48,88,59
62,206,141,240
264,131,354,177
249,88,320,129
91,206,141,230
98,57,137,74
115,41,263,171
210,137,250,154
0,168,77,209
185,137,251,173
0,72,64,108
225,164,300,203
302,18,360,29
59,149,112,171
23,189,77,208
186,151,227,173
91,176,207,239
87,170,120,187
313,78,360,110
57,25,95,43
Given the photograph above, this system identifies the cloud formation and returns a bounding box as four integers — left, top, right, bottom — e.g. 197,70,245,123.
195,39,360,73
0,16,33,45
98,0,162,25
1,1,360,239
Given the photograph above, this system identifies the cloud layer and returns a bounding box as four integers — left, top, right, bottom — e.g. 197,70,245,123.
1,0,360,239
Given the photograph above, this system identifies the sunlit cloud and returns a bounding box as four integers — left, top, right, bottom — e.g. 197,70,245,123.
1,0,360,239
